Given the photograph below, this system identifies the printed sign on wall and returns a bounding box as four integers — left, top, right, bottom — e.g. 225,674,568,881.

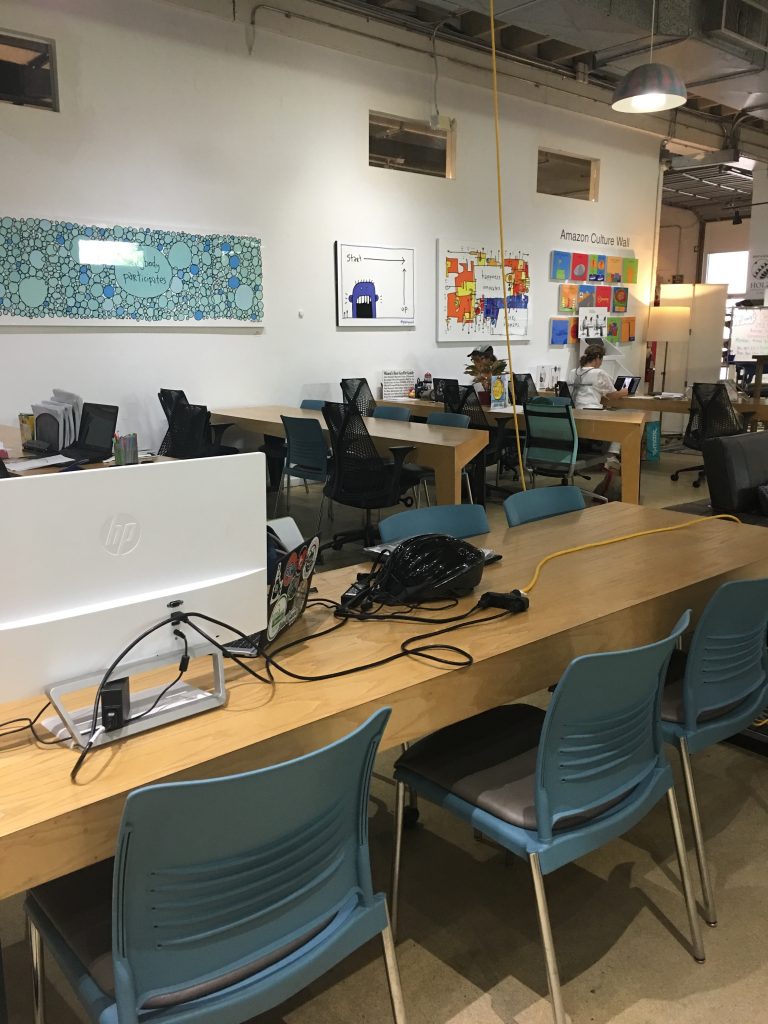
0,216,263,325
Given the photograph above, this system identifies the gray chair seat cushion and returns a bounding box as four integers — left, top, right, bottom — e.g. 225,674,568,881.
397,704,544,829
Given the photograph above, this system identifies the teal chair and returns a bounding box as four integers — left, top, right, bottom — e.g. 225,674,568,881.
300,399,326,410
25,709,406,1024
504,485,588,526
661,578,768,927
391,614,704,1024
374,406,412,422
523,397,603,491
379,503,489,543
274,414,330,515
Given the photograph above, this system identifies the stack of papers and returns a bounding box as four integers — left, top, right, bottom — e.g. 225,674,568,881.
5,455,73,473
659,392,685,399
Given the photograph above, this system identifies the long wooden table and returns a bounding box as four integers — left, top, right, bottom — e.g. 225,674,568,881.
378,397,647,504
614,393,768,422
0,503,765,902
211,405,488,505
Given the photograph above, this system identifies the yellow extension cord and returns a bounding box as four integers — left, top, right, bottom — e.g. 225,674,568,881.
488,0,526,489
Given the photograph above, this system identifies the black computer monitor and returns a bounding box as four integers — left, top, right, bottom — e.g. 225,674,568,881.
78,403,119,452
513,373,538,405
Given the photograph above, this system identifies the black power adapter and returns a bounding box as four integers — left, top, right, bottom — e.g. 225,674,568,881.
101,677,130,732
478,590,529,614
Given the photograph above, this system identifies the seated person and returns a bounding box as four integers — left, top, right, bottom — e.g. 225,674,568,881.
568,344,628,484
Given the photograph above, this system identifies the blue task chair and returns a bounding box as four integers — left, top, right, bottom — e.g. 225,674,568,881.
274,414,330,515
391,614,704,1024
523,397,604,493
25,709,406,1024
379,503,490,543
374,406,412,422
300,398,326,410
503,484,606,526
661,577,768,928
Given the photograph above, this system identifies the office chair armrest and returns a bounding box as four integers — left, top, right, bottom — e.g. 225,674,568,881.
388,445,416,467
587,492,609,505
211,421,234,442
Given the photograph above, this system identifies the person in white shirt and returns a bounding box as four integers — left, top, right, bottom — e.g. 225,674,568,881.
568,344,628,475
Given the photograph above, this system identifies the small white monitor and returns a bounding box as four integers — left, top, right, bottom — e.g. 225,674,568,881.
0,454,267,709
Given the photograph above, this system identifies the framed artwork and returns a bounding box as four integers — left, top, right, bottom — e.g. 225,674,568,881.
588,254,606,282
570,253,588,281
335,242,415,327
612,287,629,313
621,316,636,342
567,317,580,344
0,216,263,325
606,316,622,341
558,283,578,314
438,240,530,342
577,284,596,308
622,258,639,284
578,306,608,340
595,286,612,309
550,250,571,281
606,256,623,283
550,318,570,345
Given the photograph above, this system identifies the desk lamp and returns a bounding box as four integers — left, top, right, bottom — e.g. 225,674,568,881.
647,305,691,392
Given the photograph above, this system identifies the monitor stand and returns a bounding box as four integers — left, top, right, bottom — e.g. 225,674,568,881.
43,648,227,750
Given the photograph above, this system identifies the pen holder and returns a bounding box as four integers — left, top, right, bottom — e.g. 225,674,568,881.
114,433,139,466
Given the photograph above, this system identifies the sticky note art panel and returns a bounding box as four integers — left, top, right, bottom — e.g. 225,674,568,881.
0,217,263,325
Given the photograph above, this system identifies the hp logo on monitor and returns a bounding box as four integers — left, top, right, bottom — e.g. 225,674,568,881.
102,514,141,556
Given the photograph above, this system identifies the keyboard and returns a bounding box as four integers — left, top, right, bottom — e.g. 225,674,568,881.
222,632,263,656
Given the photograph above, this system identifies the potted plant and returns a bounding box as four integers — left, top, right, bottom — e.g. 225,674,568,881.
465,346,507,405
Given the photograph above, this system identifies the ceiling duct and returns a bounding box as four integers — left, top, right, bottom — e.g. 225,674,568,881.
705,0,768,55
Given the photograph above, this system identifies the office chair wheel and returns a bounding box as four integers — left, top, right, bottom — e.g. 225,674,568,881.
403,805,420,828
671,472,680,481
693,478,702,488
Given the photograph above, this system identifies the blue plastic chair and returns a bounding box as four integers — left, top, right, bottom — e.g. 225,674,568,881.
523,397,603,491
426,411,470,429
25,709,407,1024
392,614,704,1024
300,398,326,410
661,578,768,927
274,414,330,515
503,485,586,527
374,406,411,422
379,503,490,543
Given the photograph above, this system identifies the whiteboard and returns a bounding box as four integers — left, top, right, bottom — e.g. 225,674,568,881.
731,307,768,360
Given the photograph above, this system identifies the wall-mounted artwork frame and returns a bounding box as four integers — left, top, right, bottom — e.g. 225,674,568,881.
335,242,415,327
0,216,263,326
438,239,530,343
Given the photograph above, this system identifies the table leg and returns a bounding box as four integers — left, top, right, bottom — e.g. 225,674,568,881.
433,453,462,505
0,939,7,1024
621,427,642,504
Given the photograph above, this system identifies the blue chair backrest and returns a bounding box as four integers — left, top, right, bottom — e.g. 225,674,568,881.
427,411,470,429
300,399,326,410
681,578,768,728
523,398,578,472
281,415,328,474
112,709,391,1018
379,503,490,542
504,486,585,527
535,613,689,842
373,406,411,422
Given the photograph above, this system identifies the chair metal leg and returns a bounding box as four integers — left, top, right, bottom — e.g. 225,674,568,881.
391,780,405,940
401,742,419,825
462,471,473,504
666,787,706,963
529,853,566,1024
381,911,407,1024
422,479,431,507
286,471,291,512
678,739,717,927
272,468,286,516
29,920,45,1024
303,477,310,494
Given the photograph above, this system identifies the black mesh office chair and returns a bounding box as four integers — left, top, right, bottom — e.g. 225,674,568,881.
341,378,377,417
322,401,414,548
443,382,510,501
671,383,746,488
512,373,539,405
158,390,235,458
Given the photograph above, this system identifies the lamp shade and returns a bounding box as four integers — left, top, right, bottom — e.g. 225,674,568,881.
611,62,687,113
647,304,690,342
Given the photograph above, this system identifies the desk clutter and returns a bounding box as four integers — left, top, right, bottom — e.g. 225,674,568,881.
17,390,119,464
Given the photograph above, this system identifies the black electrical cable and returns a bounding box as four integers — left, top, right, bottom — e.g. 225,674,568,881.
128,631,190,723
0,702,68,746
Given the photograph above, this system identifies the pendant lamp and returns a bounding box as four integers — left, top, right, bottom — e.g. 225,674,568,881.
611,0,686,114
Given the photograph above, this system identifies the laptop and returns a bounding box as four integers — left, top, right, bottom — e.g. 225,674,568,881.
223,535,320,655
432,377,458,402
556,381,573,403
513,373,539,405
60,402,119,463
615,375,641,395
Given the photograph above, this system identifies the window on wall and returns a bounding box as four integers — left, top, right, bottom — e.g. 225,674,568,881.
705,251,749,296
537,149,599,201
369,112,455,179
0,32,58,110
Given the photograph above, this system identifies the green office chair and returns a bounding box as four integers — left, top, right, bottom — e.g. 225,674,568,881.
391,614,703,1024
25,710,406,1024
523,397,603,494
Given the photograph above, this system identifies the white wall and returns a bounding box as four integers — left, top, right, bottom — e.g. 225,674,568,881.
658,207,699,283
0,0,661,447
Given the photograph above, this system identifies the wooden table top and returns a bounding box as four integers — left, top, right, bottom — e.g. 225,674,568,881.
0,502,764,897
378,397,647,430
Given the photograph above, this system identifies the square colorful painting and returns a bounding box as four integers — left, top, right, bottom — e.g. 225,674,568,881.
550,250,571,281
0,216,263,325
588,254,606,282
558,284,578,314
438,240,530,342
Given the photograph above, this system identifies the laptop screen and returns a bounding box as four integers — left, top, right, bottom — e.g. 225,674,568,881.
614,375,641,395
78,403,119,451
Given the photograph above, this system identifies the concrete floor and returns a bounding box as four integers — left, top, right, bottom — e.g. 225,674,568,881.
4,449,767,1024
